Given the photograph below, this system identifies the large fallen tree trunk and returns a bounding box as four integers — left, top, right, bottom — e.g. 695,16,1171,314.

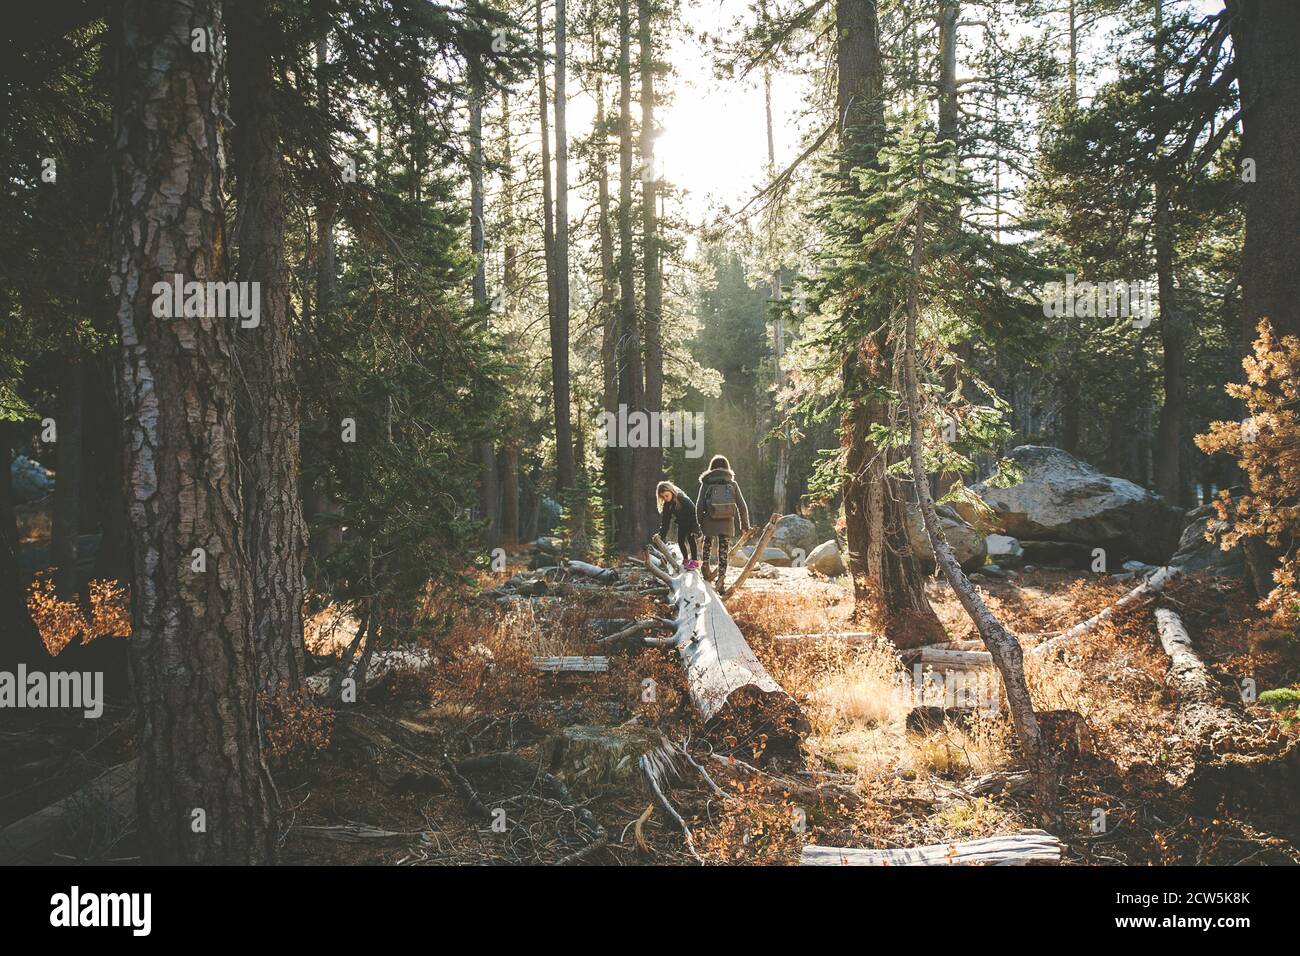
801,829,1063,866
644,557,807,754
0,760,137,864
1154,608,1252,755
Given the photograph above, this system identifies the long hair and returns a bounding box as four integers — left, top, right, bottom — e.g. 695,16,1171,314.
655,480,685,512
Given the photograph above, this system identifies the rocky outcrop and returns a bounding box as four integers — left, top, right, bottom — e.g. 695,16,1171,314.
906,504,988,573
1169,504,1246,579
957,446,1183,564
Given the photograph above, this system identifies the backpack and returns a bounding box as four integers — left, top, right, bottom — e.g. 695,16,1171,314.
707,481,738,520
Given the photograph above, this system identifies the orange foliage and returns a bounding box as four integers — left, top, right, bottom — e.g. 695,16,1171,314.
27,575,131,655
1196,320,1300,626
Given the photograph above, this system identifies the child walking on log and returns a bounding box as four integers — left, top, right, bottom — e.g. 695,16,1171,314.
696,455,750,591
656,481,701,569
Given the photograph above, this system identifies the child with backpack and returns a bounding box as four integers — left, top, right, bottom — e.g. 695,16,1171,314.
655,481,701,569
696,455,751,591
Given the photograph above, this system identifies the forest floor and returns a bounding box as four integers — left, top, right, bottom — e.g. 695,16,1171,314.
3,547,1298,865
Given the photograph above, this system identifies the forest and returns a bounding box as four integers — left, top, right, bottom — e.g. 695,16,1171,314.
0,0,1297,877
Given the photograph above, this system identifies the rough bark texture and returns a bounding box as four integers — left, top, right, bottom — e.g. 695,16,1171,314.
638,0,663,501
469,69,500,546
109,0,275,864
595,52,621,546
836,0,943,647
0,421,45,667
1227,0,1300,343
615,0,646,551
230,0,307,694
538,0,576,493
51,353,85,598
1154,607,1251,754
900,192,1057,826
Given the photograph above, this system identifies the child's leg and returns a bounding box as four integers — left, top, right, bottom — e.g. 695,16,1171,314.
676,527,692,562
701,535,714,570
686,533,699,562
718,535,731,571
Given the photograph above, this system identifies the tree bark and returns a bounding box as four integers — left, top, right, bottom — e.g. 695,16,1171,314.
0,421,44,667
1152,0,1186,506
539,0,577,493
109,0,275,864
836,0,942,647
230,0,307,694
469,66,500,547
1227,0,1300,342
900,186,1057,826
595,41,621,546
638,0,664,509
615,0,645,552
51,353,85,598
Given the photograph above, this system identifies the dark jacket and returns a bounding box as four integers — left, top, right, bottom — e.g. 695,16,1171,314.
657,493,700,539
696,467,750,538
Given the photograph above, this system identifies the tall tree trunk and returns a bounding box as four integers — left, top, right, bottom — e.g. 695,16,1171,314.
315,31,336,315
765,57,790,515
230,0,307,694
0,420,45,667
595,41,621,546
469,67,500,546
899,187,1057,827
836,0,942,646
1228,1,1300,343
1151,0,1185,506
539,0,577,494
110,0,275,864
500,443,521,545
615,0,645,552
638,0,663,529
51,353,85,598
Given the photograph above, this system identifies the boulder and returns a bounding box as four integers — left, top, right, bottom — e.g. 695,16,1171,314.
957,446,1183,564
985,534,1024,565
770,515,818,560
531,536,563,555
905,504,987,573
807,539,846,577
1169,504,1246,579
737,545,791,568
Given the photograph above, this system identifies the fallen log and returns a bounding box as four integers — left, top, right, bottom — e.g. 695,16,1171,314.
563,559,619,584
801,829,1063,866
649,535,682,574
902,647,994,670
724,512,780,598
0,760,137,864
1154,608,1252,754
773,631,876,645
668,567,808,752
1030,566,1180,660
534,656,610,673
